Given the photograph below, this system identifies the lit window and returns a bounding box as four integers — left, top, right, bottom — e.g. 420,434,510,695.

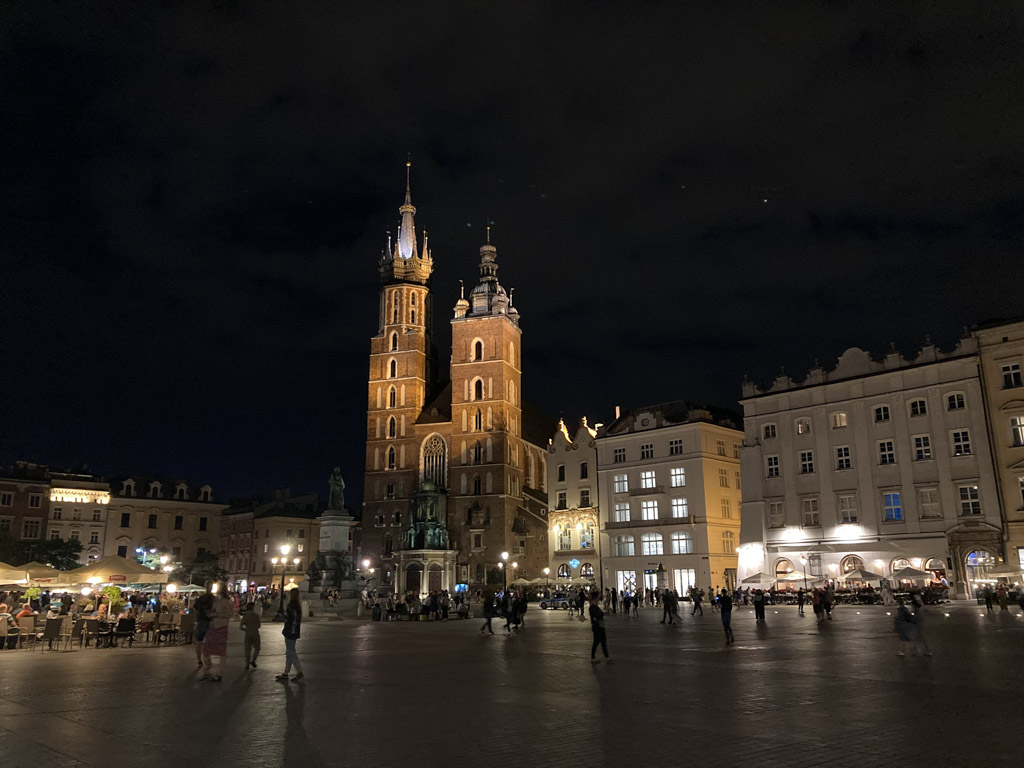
671,498,688,518
613,474,628,493
835,446,851,470
557,529,572,550
914,435,932,461
640,532,663,556
670,467,686,487
802,498,819,526
640,470,656,489
883,491,903,522
640,500,658,520
947,393,965,411
1002,363,1023,389
878,440,896,465
909,399,927,417
838,494,857,523
763,423,777,440
1011,416,1024,448
831,412,848,429
795,419,811,435
614,502,631,522
799,451,814,474
640,444,654,460
722,531,735,554
918,487,940,519
615,535,635,556
671,530,693,554
766,456,780,477
768,501,784,529
958,485,981,516
951,430,972,456
557,563,571,578
874,405,890,423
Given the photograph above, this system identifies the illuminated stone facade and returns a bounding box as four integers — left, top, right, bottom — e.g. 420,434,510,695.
547,418,601,585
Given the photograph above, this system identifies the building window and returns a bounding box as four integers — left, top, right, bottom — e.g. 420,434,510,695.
472,532,483,550
387,447,396,470
1002,362,1023,389
557,464,566,482
768,501,784,529
1012,416,1024,448
69,530,80,541
613,448,626,464
557,528,572,550
721,498,732,518
716,439,726,456
799,451,814,474
835,446,851,470
909,399,928,417
22,519,41,539
579,489,591,507
640,443,654,460
557,564,571,579
580,562,595,579
579,462,589,480
473,476,482,495
874,405,890,423
117,545,128,558
640,500,659,520
388,359,397,378
670,467,686,487
671,530,693,554
669,439,683,456
672,568,696,595
474,340,484,360
722,531,735,554
613,474,628,494
52,508,62,520
918,487,940,519
556,491,567,510
831,412,848,429
735,471,741,490
199,517,208,532
389,387,396,408
0,493,11,507
615,535,635,557
914,435,933,461
120,512,131,528
763,423,777,440
795,418,811,435
766,456,780,478
50,529,61,540
614,502,631,522
388,417,397,438
671,498,688,519
473,442,483,464
473,380,483,400
422,434,447,489
640,532,663,556
883,491,903,522
148,514,157,529
718,468,729,488
1019,476,1024,506
29,494,41,508
951,430,972,456
802,498,820,527
878,440,896,465
92,510,101,522
947,392,965,411
580,525,595,549
958,485,981,516
838,494,857,523
640,470,656,489
89,531,99,545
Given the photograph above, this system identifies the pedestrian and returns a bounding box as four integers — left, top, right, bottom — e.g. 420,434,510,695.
997,585,1009,611
610,589,618,614
588,592,610,663
481,593,495,634
275,589,304,682
575,588,586,618
517,589,527,630
812,588,823,623
631,592,639,618
797,588,805,616
719,588,734,644
660,589,673,624
982,586,993,612
691,588,703,616
753,589,766,623
200,587,233,681
192,583,215,671
823,587,834,621
240,601,262,669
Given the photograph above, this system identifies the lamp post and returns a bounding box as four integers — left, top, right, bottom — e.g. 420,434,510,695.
799,557,809,591
543,566,550,595
273,543,291,621
500,551,509,591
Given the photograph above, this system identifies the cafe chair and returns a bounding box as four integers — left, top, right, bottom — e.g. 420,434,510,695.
113,617,136,648
63,618,86,651
36,617,63,652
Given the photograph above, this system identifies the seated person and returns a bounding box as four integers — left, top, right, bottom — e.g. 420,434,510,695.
16,603,36,621
0,603,14,625
46,605,62,620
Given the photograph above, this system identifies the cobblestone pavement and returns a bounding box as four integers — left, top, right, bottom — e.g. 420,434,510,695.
1,602,1021,768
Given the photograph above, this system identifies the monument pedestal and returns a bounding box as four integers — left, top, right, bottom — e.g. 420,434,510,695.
316,509,357,597
397,549,458,598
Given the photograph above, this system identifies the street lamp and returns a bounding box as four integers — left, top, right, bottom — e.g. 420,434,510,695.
273,544,292,621
500,551,509,591
543,566,550,594
799,557,809,591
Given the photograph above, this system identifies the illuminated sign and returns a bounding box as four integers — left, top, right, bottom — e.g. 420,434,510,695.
569,558,580,569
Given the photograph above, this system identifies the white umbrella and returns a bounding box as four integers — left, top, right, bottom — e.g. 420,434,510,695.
780,571,815,582
985,563,1024,577
839,568,885,582
174,584,208,594
891,566,932,581
60,555,168,585
741,571,774,584
0,560,27,584
510,578,531,586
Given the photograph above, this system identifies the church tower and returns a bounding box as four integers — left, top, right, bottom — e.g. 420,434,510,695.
448,229,527,585
363,163,435,565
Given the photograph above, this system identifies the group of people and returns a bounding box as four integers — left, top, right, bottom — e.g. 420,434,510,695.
480,588,528,633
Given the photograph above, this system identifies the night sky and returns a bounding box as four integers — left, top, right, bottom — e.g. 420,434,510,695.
3,5,1022,508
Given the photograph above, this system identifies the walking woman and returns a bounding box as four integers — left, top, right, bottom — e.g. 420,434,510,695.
719,588,735,644
201,586,233,681
276,589,304,682
588,592,611,663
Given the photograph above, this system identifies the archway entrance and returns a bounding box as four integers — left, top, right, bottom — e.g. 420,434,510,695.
428,564,443,592
965,550,995,597
406,564,422,595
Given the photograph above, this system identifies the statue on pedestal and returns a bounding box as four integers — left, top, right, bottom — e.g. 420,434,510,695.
328,467,346,511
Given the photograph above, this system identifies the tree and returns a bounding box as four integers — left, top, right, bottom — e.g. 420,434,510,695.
36,537,84,570
169,551,226,586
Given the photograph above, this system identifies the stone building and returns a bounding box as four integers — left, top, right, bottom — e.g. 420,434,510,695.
738,338,1002,598
360,167,549,595
597,402,743,596
105,474,225,563
0,462,52,552
46,470,111,563
546,418,601,586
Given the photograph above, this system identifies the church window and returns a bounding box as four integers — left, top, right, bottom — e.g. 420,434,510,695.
473,442,483,464
473,379,484,400
387,447,396,470
474,340,484,361
390,333,398,351
384,533,393,555
392,511,401,525
388,417,396,438
410,309,416,324
392,302,398,324
473,476,482,495
388,359,397,378
411,293,417,306
389,387,396,408
475,409,483,431
422,434,447,489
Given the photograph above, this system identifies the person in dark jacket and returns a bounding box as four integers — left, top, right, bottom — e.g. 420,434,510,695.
481,594,495,635
719,588,735,644
275,590,304,682
588,592,610,663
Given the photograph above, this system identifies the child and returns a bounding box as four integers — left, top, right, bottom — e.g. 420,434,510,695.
240,602,262,669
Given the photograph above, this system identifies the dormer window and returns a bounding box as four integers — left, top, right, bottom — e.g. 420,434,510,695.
149,482,161,499
122,480,135,497
175,484,188,500
199,486,212,502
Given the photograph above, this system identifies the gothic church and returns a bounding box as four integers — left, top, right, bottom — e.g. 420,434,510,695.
361,166,550,595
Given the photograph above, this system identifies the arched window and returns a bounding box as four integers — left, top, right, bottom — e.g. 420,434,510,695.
924,557,946,578
641,533,663,556
615,535,635,556
410,309,416,324
474,409,482,431
388,359,397,378
909,399,927,417
557,564,571,579
722,531,735,554
774,558,794,581
580,563,594,579
387,447,396,470
384,533,393,555
474,340,484,361
473,475,482,495
390,333,398,351
473,379,484,400
891,557,911,572
795,418,812,435
840,555,864,574
421,434,447,489
388,417,397,438
389,387,396,408
473,442,483,464
671,530,693,554
831,412,848,429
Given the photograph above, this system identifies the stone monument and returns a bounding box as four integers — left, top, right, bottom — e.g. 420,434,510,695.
397,479,457,597
315,467,357,596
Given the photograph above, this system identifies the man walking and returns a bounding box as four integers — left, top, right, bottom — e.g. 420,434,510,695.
691,588,703,616
275,589,304,682
192,583,215,671
240,602,261,669
719,588,734,644
588,592,610,663
481,594,495,635
797,588,805,616
610,588,618,614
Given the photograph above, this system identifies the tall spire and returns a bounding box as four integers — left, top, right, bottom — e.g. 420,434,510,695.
397,160,417,260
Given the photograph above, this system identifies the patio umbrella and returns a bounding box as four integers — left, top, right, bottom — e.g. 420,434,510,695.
61,555,168,585
510,578,531,586
839,568,884,582
985,563,1024,577
780,571,815,582
0,560,27,583
174,584,209,594
890,566,932,581
741,572,774,584
21,561,63,585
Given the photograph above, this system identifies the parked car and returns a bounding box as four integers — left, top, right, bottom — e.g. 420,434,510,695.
538,594,571,610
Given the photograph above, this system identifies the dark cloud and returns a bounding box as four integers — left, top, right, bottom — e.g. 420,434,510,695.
1,4,1022,505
